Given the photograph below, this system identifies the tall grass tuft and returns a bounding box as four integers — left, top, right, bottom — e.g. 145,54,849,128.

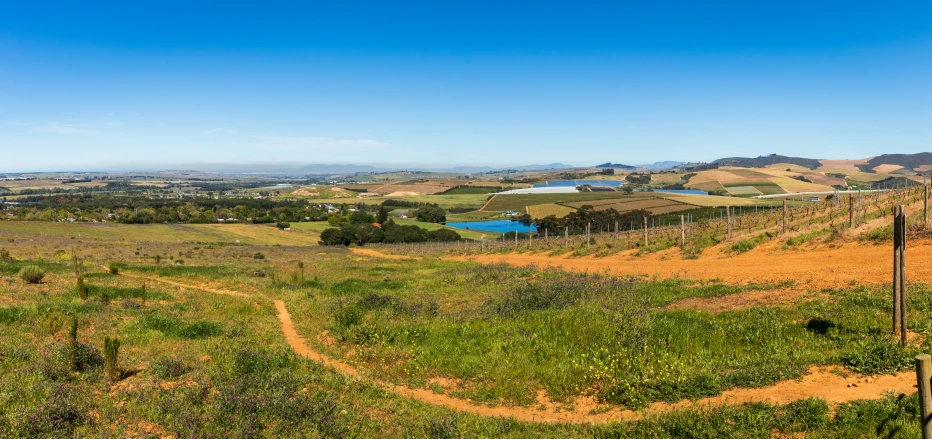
104,336,121,381
19,265,45,284
107,263,120,275
76,276,88,300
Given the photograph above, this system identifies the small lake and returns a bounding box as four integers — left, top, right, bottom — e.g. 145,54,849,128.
653,189,708,195
446,220,537,234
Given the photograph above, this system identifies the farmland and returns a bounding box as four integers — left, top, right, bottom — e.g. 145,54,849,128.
2,166,932,437
0,210,929,437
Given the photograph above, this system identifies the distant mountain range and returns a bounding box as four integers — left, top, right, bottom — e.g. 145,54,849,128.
595,161,685,170
300,163,574,174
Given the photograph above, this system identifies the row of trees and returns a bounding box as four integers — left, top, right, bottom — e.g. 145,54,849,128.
534,207,653,235
319,219,462,246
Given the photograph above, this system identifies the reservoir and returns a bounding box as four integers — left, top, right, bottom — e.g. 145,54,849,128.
446,220,537,234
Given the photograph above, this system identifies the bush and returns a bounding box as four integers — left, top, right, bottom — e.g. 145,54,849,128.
319,228,349,246
276,221,290,230
0,248,10,260
150,356,186,379
253,252,265,259
104,337,121,381
842,336,915,375
428,228,462,242
335,303,365,328
76,276,89,300
108,263,120,275
19,265,45,284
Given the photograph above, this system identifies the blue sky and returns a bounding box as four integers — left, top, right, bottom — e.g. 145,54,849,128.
1,1,930,172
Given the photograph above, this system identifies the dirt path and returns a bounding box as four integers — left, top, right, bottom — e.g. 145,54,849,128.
273,299,916,424
349,248,419,260
664,288,820,314
447,238,932,291
119,272,250,298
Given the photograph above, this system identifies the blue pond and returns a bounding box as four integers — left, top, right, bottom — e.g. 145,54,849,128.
446,220,537,234
532,180,625,188
653,189,708,195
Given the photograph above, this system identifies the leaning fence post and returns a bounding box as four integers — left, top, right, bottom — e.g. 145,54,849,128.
918,354,932,438
900,206,908,346
894,206,902,336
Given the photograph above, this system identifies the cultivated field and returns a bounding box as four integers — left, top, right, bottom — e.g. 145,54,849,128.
2,182,932,437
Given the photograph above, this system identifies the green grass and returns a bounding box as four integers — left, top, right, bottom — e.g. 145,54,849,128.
442,186,501,195
0,221,929,438
727,233,770,254
482,193,642,213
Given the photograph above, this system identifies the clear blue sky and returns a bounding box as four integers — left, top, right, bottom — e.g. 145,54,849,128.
1,1,930,172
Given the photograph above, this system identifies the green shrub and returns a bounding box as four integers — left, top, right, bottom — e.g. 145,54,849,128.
139,313,223,339
0,306,23,325
19,265,45,284
842,336,914,375
150,356,186,379
76,276,89,300
0,248,10,261
335,303,364,328
108,263,120,275
253,252,265,260
104,336,121,381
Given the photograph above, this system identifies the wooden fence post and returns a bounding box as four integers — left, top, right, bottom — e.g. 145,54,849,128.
586,222,591,248
565,226,568,247
917,354,932,439
782,199,787,234
849,194,854,228
643,217,648,247
900,206,907,346
614,221,618,247
514,229,518,251
894,205,905,341
726,207,732,240
529,227,532,249
680,215,685,247
925,175,928,224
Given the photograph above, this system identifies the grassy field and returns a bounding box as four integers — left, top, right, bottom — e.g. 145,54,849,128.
527,203,577,219
0,217,928,437
301,193,491,209
482,193,649,213
0,221,320,246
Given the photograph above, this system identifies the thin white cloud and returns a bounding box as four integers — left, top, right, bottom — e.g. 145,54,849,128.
205,127,239,134
258,136,390,151
32,124,104,135
28,121,121,135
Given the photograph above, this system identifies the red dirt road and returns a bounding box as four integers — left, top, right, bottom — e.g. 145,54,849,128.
448,239,932,290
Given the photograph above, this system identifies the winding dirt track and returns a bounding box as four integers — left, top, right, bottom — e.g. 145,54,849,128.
129,269,919,424
120,272,249,297
443,238,932,290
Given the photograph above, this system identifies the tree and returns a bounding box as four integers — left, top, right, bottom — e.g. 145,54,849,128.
517,213,533,226
415,205,446,223
319,228,349,246
349,210,375,224
376,206,389,224
341,223,383,246
428,228,462,242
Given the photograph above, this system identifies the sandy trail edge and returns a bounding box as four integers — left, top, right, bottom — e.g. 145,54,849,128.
119,272,250,298
273,300,916,424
